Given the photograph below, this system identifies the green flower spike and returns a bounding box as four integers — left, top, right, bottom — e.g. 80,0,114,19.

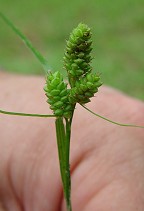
69,72,102,104
1,14,144,211
63,23,93,87
63,23,102,105
44,71,73,118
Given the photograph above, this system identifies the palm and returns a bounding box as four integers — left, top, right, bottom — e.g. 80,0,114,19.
0,74,144,211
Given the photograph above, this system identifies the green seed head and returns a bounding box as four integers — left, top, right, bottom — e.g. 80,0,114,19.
69,73,102,104
63,23,93,86
45,23,102,117
44,71,73,118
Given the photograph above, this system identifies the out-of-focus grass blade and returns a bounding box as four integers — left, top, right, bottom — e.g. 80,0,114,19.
0,12,50,73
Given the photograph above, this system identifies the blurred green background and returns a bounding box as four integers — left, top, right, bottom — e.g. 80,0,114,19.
0,0,144,99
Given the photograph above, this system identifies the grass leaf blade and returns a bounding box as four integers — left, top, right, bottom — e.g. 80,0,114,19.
81,105,144,128
0,12,50,72
0,109,55,118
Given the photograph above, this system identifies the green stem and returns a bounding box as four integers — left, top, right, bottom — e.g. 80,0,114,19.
0,109,55,117
81,104,144,128
55,118,66,188
55,117,72,211
69,103,76,126
65,118,72,211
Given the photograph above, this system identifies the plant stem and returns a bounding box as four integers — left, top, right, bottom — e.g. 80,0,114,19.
65,118,72,210
55,118,66,189
55,117,72,211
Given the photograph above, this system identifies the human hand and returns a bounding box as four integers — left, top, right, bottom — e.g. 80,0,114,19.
0,73,144,211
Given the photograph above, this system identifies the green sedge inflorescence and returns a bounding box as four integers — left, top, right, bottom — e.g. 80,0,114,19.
63,23,92,80
44,23,102,118
69,73,102,104
44,71,73,118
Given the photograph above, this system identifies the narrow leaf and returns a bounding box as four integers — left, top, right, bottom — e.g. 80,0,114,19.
81,105,144,128
0,12,50,72
0,109,55,118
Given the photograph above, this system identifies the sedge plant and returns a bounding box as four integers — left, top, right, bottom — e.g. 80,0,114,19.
0,13,144,211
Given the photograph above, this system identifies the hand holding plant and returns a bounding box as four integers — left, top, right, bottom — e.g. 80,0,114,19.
0,76,144,210
0,13,144,211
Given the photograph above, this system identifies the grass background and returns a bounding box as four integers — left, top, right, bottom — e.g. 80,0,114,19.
0,0,144,99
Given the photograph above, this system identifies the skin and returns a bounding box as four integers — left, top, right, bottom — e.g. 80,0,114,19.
0,72,144,211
